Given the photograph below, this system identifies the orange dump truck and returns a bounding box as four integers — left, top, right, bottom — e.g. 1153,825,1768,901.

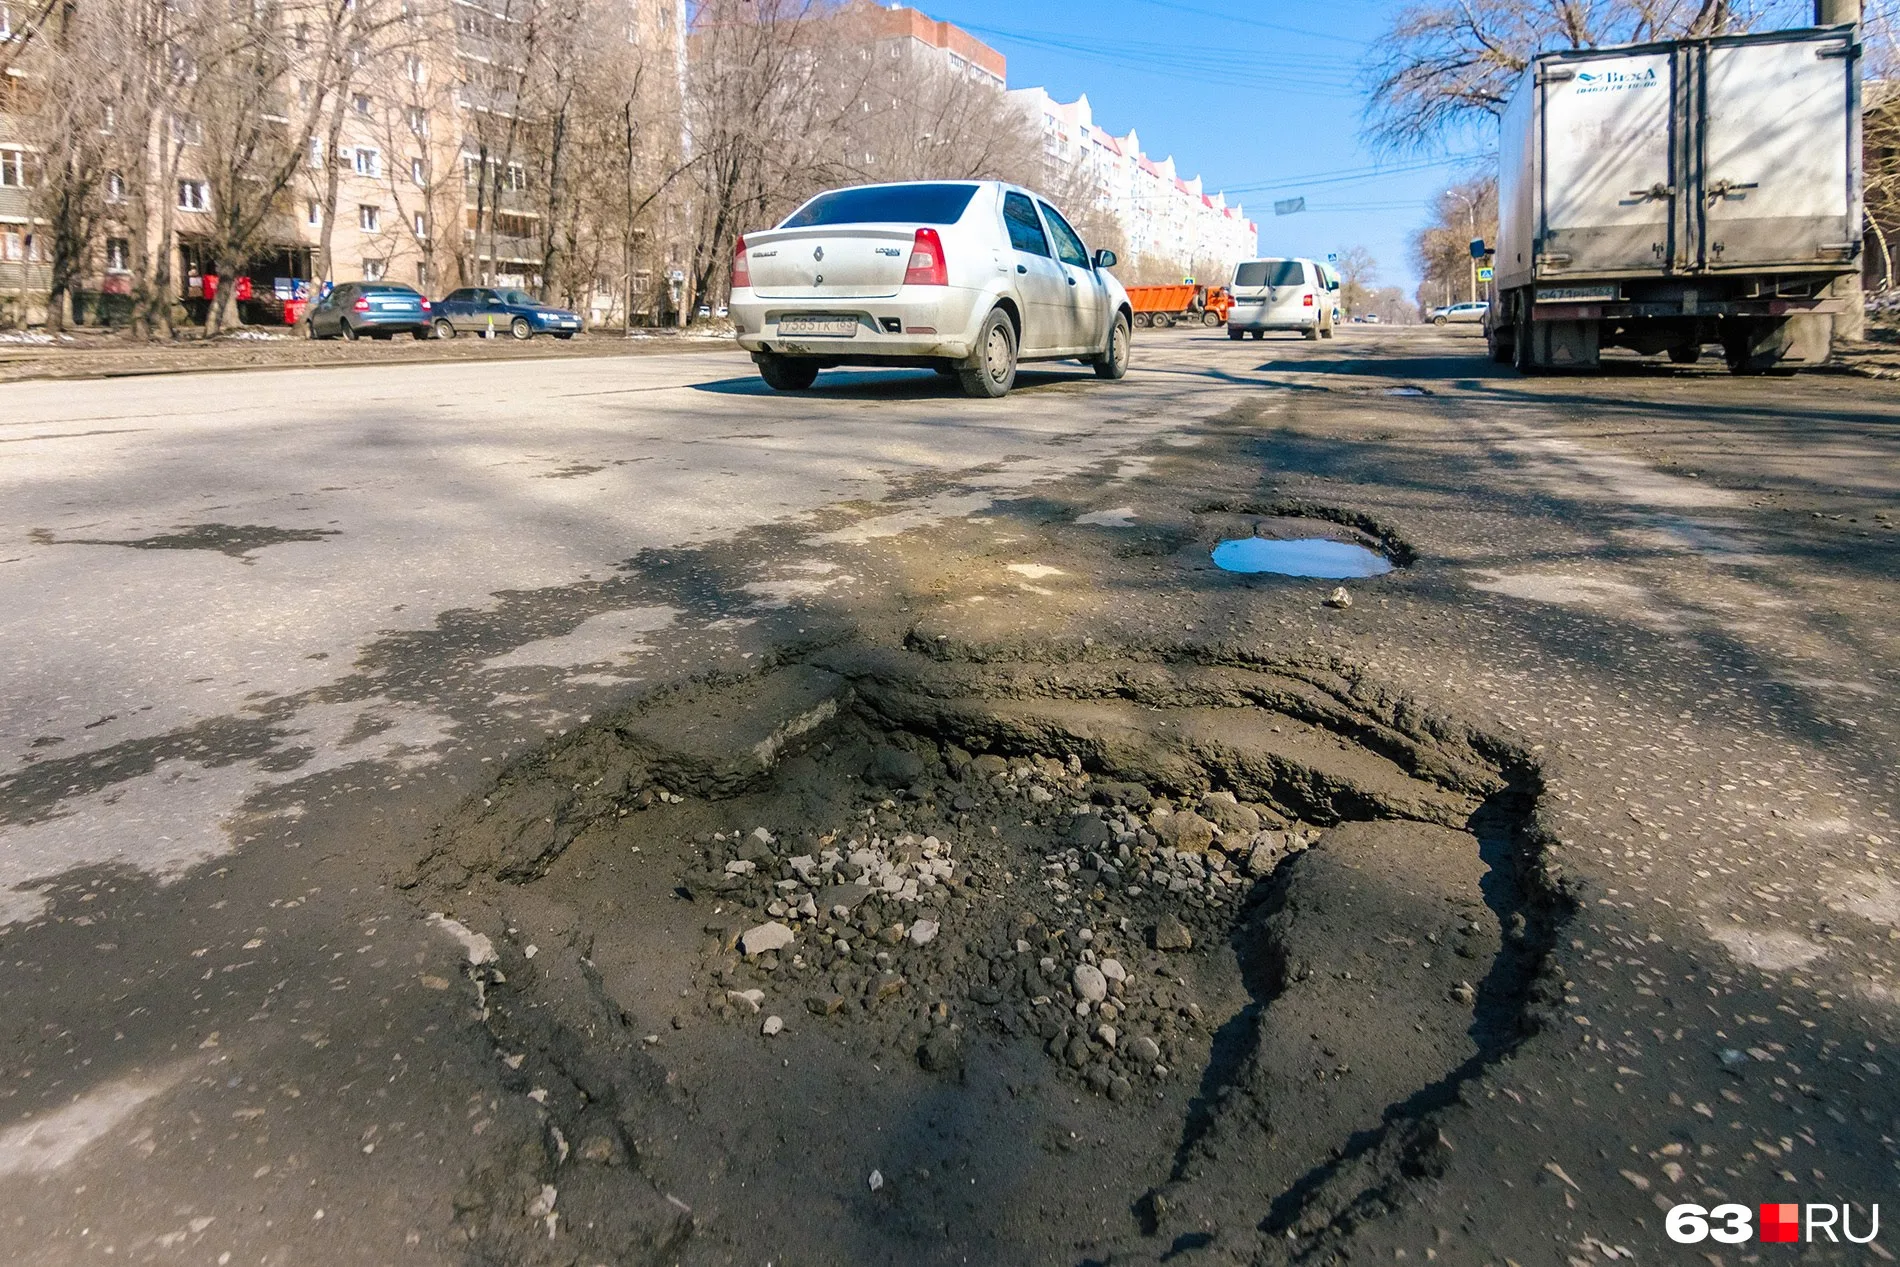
1126,284,1232,328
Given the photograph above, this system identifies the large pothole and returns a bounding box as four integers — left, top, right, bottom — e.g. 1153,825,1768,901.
403,640,1559,1266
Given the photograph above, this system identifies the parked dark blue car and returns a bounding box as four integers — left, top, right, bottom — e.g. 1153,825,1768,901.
305,282,432,340
431,288,583,340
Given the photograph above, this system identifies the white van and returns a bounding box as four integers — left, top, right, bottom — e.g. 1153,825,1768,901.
1227,257,1337,341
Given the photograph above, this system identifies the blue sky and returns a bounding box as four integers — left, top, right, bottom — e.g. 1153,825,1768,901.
914,0,1494,293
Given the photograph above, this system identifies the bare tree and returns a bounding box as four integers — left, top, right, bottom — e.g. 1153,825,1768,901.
1332,244,1378,316
1363,0,1808,151
1411,175,1497,309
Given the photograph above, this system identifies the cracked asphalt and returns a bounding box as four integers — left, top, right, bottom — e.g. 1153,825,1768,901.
0,326,1896,1264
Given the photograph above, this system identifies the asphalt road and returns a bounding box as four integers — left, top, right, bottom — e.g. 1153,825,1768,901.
1,327,1896,1264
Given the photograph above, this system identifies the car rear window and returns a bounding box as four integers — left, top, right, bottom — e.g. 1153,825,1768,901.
361,284,419,296
1233,261,1306,287
781,183,980,228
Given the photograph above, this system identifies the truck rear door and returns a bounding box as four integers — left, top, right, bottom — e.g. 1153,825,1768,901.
1541,51,1677,275
1699,34,1857,271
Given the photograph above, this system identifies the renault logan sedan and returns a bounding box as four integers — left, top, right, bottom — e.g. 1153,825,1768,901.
728,181,1131,398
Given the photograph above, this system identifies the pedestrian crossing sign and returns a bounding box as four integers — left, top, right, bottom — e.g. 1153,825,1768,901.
1477,266,1495,282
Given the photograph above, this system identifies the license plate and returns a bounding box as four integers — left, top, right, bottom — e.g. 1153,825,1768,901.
1537,285,1618,302
778,315,857,337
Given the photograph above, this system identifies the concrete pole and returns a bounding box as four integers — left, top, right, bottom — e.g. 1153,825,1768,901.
1818,0,1866,341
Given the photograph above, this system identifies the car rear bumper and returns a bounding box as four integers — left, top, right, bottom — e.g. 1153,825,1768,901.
352,313,428,330
1227,302,1317,333
731,289,981,361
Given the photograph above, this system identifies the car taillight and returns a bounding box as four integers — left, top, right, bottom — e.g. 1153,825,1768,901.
904,228,947,287
1303,294,1315,307
731,236,750,290
420,298,431,311
353,297,370,311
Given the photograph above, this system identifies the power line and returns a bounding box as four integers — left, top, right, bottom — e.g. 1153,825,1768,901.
1126,0,1371,49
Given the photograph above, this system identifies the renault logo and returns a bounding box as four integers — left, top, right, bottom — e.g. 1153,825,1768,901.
813,246,825,262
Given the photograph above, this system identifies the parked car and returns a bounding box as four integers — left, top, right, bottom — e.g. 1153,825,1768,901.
728,180,1131,398
1225,257,1339,341
1430,301,1489,325
304,282,432,340
431,288,583,340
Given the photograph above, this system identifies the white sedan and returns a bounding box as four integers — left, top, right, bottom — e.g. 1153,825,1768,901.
1430,301,1490,325
728,180,1132,398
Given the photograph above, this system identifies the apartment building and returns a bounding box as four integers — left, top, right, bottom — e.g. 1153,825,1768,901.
0,0,687,327
840,1,1005,88
1009,86,1256,275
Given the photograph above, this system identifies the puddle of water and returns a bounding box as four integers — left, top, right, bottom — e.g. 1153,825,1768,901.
1212,537,1393,578
1384,387,1427,397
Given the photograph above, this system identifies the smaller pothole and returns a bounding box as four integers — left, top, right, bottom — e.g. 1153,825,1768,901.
1211,537,1393,578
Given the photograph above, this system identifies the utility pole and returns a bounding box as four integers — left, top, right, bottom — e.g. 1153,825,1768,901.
1448,189,1480,303
1817,0,1865,340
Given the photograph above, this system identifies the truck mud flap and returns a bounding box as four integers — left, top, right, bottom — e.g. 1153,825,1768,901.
1525,317,1599,372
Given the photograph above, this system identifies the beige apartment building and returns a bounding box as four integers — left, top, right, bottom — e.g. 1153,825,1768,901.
0,0,687,328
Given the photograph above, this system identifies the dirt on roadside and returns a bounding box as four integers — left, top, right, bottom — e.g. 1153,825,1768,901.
0,326,734,384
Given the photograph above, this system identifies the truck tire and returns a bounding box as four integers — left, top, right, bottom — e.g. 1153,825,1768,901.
1153,312,1174,329
958,307,1018,398
1667,345,1701,365
1133,312,1151,328
756,353,820,391
1486,321,1513,363
1202,312,1221,327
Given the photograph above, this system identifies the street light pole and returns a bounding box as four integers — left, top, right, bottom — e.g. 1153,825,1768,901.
1449,190,1479,303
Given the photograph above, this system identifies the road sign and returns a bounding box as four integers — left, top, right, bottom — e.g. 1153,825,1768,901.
1477,266,1495,282
1273,197,1305,216
1327,253,1338,263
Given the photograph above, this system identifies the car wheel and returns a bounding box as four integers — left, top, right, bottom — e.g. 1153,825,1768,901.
1304,326,1321,341
1228,327,1245,342
1250,330,1264,340
756,353,820,391
510,317,533,340
340,320,358,341
433,319,455,340
1433,315,1449,326
958,307,1018,398
1319,324,1334,340
1092,312,1130,381
303,319,318,340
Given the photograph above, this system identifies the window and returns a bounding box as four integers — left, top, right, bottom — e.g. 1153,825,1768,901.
405,53,424,82
415,261,429,286
0,5,12,40
177,179,209,211
105,170,124,202
0,228,19,261
306,199,321,226
308,136,323,168
412,210,426,236
1002,191,1050,257
409,156,425,185
462,155,480,183
1233,259,1305,288
358,204,379,231
782,182,978,229
101,104,115,134
406,106,426,136
361,257,386,280
1038,200,1090,268
352,147,379,176
352,93,371,115
505,163,525,191
105,236,129,272
292,20,307,50
0,147,30,188
170,113,202,145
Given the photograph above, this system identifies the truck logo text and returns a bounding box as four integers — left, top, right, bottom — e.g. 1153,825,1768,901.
1576,68,1660,94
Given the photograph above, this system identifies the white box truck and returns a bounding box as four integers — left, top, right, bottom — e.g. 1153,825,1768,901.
1487,24,1862,374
